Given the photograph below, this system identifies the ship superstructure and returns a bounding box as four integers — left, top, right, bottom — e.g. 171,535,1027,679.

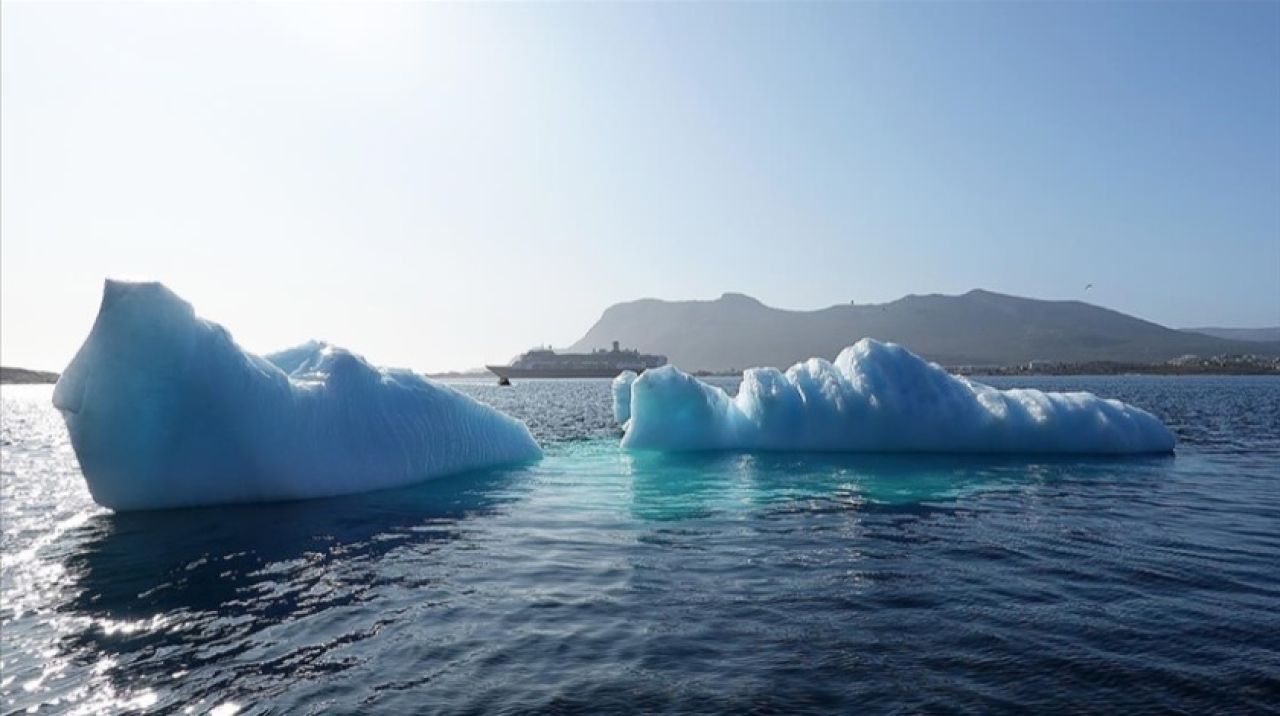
486,341,666,379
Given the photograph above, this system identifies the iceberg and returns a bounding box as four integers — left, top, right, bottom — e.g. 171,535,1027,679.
53,281,541,511
620,339,1175,454
612,370,638,425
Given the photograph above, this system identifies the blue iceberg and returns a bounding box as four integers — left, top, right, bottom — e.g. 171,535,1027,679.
54,281,541,511
620,339,1175,454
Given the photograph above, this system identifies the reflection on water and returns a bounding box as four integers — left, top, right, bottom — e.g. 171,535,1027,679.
621,448,1176,521
4,381,1279,713
60,469,519,705
0,402,526,716
66,469,518,620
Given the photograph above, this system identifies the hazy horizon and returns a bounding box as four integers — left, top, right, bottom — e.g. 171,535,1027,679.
4,2,1278,373
5,282,1276,373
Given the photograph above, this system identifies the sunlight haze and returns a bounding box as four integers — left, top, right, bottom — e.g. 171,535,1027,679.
3,1,1278,372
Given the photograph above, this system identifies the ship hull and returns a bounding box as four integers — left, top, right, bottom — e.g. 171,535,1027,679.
485,366,654,379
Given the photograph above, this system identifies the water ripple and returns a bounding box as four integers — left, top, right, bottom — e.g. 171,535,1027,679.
2,378,1279,713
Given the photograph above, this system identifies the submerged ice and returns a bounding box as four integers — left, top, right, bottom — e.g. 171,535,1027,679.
54,281,541,511
620,339,1175,454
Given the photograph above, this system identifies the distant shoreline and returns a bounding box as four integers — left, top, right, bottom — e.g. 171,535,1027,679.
5,363,1274,387
696,363,1274,381
956,365,1280,378
433,365,1280,380
1,367,60,384
424,371,491,380
684,357,1279,378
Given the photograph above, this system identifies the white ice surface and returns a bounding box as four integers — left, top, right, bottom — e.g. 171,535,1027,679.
620,339,1175,454
54,281,541,510
612,370,638,425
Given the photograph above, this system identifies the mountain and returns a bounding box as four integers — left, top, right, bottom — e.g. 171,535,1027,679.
567,290,1280,371
1181,326,1280,343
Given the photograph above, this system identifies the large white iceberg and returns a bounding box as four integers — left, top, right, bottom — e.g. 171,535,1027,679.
53,281,541,511
620,339,1175,454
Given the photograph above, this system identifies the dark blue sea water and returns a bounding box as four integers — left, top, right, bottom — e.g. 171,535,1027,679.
2,376,1279,714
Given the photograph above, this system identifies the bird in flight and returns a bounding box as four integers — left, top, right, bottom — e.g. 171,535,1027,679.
1085,283,1093,291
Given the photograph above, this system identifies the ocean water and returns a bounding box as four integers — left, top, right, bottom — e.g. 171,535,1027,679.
2,376,1278,714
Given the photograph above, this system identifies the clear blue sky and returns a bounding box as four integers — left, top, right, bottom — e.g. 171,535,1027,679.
3,1,1278,372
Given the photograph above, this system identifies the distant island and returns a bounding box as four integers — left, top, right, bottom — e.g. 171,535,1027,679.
1,367,60,384
568,289,1280,373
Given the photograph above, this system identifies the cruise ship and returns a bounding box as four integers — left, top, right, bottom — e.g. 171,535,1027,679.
487,342,667,379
